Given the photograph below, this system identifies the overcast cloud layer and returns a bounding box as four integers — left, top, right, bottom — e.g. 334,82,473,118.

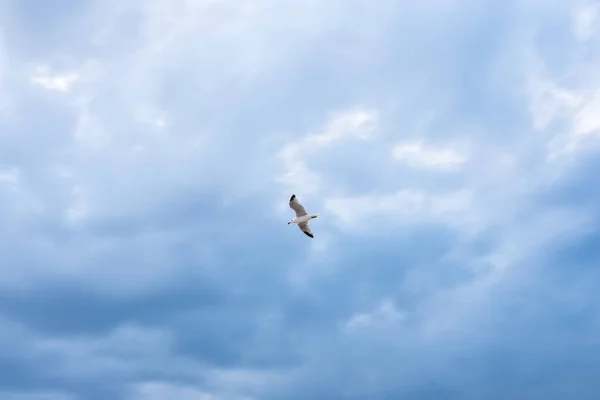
1,0,600,399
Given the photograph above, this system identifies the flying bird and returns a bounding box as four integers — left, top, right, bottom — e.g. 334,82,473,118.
288,194,320,238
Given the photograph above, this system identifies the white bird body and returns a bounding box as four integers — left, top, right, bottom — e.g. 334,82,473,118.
290,214,318,224
288,194,319,238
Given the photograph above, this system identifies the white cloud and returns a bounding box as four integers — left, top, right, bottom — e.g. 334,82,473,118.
276,108,378,198
324,189,473,229
30,66,79,92
526,67,583,133
521,4,600,157
308,108,379,145
573,89,600,138
392,141,466,168
573,3,599,41
343,299,405,331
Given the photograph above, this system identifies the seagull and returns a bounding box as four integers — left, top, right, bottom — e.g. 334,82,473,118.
288,194,320,238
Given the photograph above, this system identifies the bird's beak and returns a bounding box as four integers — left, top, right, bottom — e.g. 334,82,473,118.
287,222,290,224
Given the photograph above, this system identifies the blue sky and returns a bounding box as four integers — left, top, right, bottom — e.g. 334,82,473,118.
1,0,600,399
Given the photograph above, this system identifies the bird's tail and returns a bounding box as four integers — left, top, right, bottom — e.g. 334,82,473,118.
312,214,320,218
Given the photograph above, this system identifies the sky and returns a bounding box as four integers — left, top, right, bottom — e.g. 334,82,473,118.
1,0,600,399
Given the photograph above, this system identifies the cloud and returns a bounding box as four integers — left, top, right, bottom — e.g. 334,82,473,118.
573,3,599,41
29,66,79,92
324,189,473,230
1,0,600,399
392,141,466,169
342,298,405,331
521,1,600,158
276,108,379,198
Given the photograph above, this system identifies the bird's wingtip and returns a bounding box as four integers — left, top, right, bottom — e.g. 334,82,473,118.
289,194,296,202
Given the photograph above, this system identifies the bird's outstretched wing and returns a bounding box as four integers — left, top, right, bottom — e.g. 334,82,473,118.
298,221,313,238
289,194,308,217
